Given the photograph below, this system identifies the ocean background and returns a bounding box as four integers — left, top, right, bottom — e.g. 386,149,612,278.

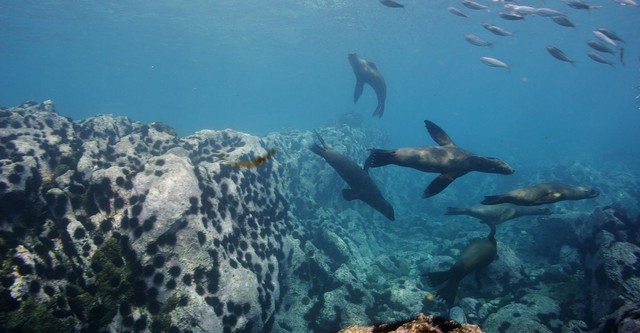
1,0,640,332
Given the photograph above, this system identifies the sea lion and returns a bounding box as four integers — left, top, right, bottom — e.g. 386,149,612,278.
425,224,497,307
379,0,404,8
364,120,514,198
482,183,599,206
348,53,387,118
446,203,553,225
309,133,395,221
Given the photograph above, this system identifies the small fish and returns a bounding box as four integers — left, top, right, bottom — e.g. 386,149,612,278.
425,294,435,302
498,11,525,20
504,4,538,15
379,0,404,8
482,23,514,36
464,34,493,48
586,51,614,66
480,56,510,70
614,0,639,7
535,7,565,17
546,46,576,66
564,0,601,10
587,40,615,54
551,16,576,28
462,0,489,10
597,28,625,43
620,48,625,66
448,6,469,17
228,148,276,168
593,31,619,49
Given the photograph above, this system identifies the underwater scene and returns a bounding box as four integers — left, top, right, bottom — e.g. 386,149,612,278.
1,1,640,332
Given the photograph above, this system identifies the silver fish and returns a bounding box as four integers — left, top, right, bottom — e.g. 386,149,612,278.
614,0,639,7
587,40,615,54
480,57,510,70
587,51,614,66
504,4,537,15
499,11,525,20
597,28,625,43
482,23,514,36
546,46,576,66
448,6,469,17
551,16,576,28
593,31,619,49
462,0,489,10
535,8,565,17
464,34,493,47
564,0,601,10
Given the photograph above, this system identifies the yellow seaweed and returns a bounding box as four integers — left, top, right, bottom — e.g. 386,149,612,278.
228,148,276,168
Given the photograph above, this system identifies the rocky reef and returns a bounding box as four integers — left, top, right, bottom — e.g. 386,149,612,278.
338,313,484,333
0,101,290,332
1,101,639,333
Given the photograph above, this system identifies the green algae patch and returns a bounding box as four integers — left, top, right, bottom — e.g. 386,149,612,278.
86,237,134,327
0,299,74,332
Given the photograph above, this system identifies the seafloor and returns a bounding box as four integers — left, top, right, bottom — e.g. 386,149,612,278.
0,101,639,333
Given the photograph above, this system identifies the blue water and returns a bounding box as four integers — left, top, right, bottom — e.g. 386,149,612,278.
2,1,639,160
1,1,640,330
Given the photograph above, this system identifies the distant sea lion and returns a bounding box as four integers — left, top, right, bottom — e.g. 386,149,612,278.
446,203,553,225
482,183,599,206
309,133,394,221
425,224,497,307
364,120,514,198
379,0,404,8
348,53,387,118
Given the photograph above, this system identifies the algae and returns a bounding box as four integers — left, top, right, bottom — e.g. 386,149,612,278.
0,299,74,332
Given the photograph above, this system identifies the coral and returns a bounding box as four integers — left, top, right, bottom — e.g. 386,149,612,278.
338,313,484,333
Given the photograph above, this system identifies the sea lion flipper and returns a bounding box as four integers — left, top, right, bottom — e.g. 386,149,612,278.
423,172,465,198
481,195,503,205
342,189,361,201
475,271,483,288
314,131,329,151
372,103,384,118
424,120,456,146
353,79,365,103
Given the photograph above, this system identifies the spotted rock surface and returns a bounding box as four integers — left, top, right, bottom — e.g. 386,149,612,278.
0,101,291,332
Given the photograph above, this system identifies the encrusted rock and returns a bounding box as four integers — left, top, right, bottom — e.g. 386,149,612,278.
338,313,484,333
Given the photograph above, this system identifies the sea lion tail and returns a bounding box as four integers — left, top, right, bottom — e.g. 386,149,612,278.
445,207,466,215
425,270,460,307
372,104,384,118
308,143,325,157
481,195,503,205
364,149,394,171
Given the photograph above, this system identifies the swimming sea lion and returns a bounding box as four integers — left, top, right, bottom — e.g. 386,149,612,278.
309,133,395,221
482,183,599,206
364,120,514,198
348,53,387,118
379,0,405,8
425,224,497,307
446,203,553,225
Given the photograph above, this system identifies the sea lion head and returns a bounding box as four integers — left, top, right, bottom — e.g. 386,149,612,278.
576,186,599,199
348,53,360,66
478,157,515,175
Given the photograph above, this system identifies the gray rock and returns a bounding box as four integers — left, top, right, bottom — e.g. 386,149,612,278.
449,306,467,323
593,302,640,333
482,293,559,333
0,102,291,332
